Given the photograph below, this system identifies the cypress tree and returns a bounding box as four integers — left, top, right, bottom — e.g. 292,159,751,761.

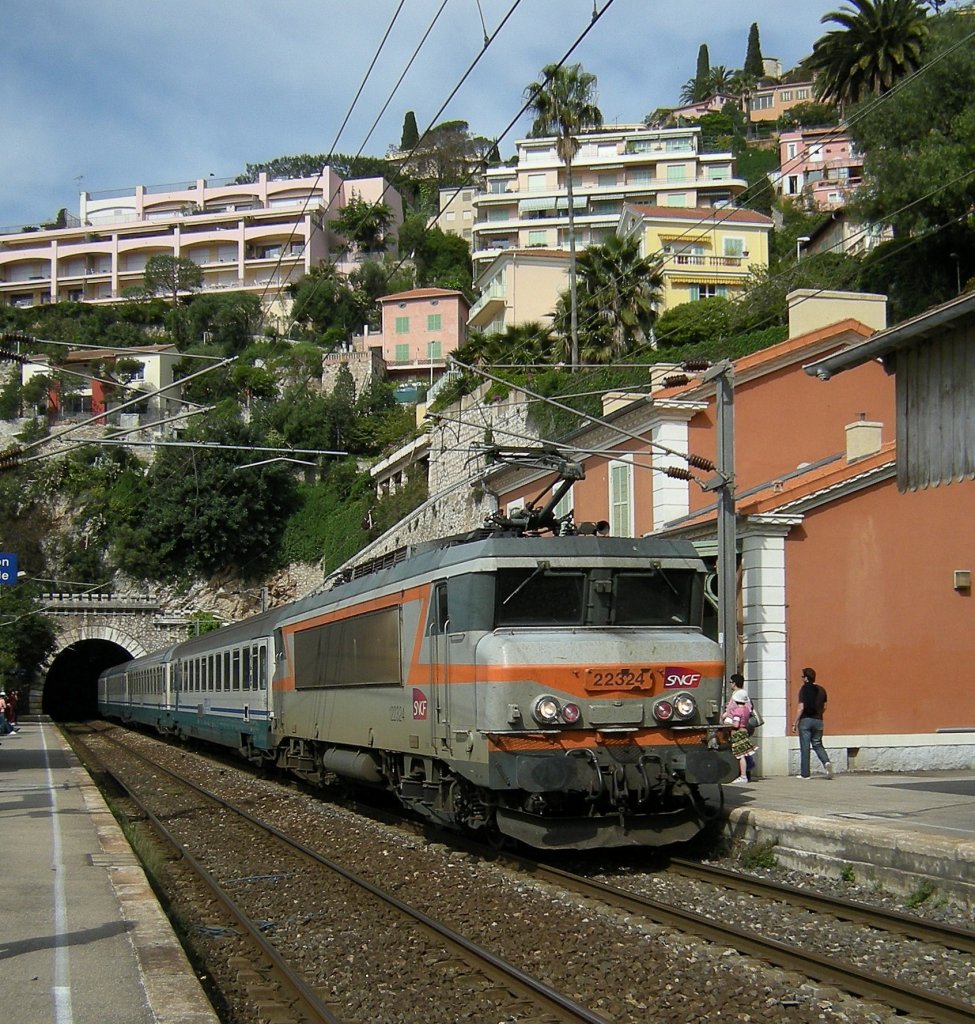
744,23,764,79
400,110,419,150
694,43,711,100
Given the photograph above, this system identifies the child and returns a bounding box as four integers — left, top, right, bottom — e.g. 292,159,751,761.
722,687,757,784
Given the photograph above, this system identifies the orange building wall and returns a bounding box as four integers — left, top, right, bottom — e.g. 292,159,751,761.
785,477,975,736
686,356,895,514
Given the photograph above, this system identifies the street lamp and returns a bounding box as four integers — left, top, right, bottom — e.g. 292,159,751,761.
950,252,961,295
796,236,811,262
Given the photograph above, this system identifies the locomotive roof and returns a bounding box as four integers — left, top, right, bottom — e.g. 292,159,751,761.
280,534,706,623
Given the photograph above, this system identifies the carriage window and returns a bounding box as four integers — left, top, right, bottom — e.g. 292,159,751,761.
495,569,585,626
207,655,214,691
613,570,698,626
224,651,232,691
232,649,241,690
258,646,267,690
241,646,251,690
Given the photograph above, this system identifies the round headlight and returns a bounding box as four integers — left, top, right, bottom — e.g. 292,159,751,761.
673,694,696,719
532,695,561,725
653,700,674,722
561,702,581,724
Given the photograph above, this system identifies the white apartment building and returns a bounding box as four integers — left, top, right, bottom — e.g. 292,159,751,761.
0,170,403,320
430,186,479,244
470,125,746,268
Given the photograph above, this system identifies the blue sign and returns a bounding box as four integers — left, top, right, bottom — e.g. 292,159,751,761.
0,553,18,586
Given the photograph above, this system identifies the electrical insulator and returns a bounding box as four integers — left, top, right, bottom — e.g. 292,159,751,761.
682,359,711,372
0,348,29,364
662,374,690,388
664,466,694,481
0,448,22,471
687,453,716,471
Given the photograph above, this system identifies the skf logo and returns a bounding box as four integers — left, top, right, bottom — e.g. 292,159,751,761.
412,687,429,720
664,668,702,688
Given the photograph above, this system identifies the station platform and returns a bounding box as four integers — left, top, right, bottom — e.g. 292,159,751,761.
2,721,972,1024
0,717,218,1024
722,766,975,904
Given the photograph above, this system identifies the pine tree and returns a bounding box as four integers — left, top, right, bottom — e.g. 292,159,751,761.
744,23,764,79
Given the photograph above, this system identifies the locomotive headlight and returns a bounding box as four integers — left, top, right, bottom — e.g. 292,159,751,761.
532,695,561,725
653,700,675,722
561,702,581,724
672,694,696,720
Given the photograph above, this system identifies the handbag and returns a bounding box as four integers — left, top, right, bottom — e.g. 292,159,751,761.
747,709,764,731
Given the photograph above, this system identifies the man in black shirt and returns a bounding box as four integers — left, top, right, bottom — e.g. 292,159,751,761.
793,667,833,779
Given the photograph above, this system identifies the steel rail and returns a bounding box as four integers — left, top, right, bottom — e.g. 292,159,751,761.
68,728,343,1024
667,857,975,954
516,859,975,1024
89,727,611,1024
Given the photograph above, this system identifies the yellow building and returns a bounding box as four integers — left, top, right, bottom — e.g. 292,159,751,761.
618,203,773,313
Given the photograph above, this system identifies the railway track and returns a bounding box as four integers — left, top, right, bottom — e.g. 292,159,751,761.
68,723,611,1024
506,855,975,1024
73,723,975,1024
666,857,975,954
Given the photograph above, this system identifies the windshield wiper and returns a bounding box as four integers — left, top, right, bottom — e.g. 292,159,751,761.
502,560,551,605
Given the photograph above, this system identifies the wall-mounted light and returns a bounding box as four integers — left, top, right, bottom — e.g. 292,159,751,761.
953,570,971,592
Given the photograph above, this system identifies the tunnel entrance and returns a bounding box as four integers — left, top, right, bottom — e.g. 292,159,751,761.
42,639,133,721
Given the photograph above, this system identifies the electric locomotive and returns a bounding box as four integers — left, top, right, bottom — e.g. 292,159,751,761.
99,456,737,850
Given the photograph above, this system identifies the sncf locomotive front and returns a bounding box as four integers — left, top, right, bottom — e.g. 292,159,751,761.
416,538,737,849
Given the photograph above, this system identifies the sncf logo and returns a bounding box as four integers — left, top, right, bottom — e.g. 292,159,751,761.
664,668,702,688
412,687,429,720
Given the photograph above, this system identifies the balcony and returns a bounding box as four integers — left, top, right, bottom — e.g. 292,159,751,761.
468,289,506,324
667,254,747,268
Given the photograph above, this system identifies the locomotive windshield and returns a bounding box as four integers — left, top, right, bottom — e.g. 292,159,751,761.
494,566,702,628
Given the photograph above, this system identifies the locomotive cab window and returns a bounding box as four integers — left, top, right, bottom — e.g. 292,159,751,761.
495,568,585,626
613,568,702,626
428,581,449,634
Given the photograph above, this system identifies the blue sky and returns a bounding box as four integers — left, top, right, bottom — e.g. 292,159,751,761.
0,0,843,227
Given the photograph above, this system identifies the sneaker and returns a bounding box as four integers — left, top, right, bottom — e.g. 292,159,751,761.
731,776,748,784
797,774,810,780
825,762,834,779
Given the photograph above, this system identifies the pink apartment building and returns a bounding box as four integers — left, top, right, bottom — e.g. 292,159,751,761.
0,170,403,320
772,127,863,210
376,288,469,384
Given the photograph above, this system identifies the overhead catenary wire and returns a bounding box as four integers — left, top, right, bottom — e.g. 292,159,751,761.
283,0,618,328
277,0,531,328
12,354,238,457
253,0,414,315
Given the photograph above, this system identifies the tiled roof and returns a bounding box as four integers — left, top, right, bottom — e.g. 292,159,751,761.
662,442,896,532
379,287,468,303
625,204,773,226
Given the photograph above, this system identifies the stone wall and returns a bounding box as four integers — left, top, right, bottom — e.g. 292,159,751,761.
320,348,385,396
329,380,540,581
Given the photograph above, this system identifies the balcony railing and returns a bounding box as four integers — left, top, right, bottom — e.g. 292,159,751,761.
668,254,747,268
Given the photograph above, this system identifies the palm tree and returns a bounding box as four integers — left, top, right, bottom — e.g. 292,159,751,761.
524,63,603,369
706,66,736,95
553,235,663,362
806,0,929,110
457,323,556,368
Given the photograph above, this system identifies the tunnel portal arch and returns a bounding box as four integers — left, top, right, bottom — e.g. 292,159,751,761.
40,624,149,722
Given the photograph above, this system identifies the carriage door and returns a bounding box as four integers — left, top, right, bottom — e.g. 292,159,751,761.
428,581,451,753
